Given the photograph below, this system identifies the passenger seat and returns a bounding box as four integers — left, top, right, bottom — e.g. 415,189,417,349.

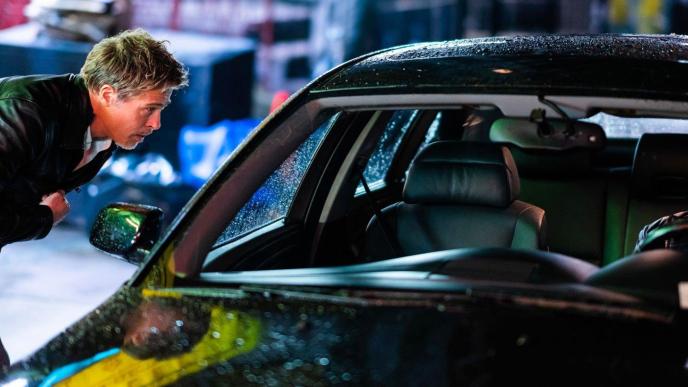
364,141,547,260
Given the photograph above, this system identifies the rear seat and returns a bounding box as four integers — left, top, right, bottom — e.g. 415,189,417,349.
511,147,611,265
614,133,688,258
515,133,688,266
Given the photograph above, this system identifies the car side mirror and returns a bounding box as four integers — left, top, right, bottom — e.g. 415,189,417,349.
89,203,164,265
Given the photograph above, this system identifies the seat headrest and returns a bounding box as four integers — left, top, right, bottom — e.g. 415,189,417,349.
403,141,520,207
632,133,688,199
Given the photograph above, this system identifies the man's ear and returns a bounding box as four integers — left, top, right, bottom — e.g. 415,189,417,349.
98,84,118,106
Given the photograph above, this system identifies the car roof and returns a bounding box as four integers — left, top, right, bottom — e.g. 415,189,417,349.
311,34,688,101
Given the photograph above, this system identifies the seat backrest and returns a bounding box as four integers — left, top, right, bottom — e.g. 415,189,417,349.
511,146,610,265
622,133,688,256
487,118,612,265
365,141,546,260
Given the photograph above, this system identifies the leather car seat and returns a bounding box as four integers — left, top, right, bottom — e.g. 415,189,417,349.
365,141,547,260
510,146,609,265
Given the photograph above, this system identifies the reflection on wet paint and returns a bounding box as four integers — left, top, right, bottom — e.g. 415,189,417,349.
53,307,260,386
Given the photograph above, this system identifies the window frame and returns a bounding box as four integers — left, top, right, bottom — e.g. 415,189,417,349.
199,111,363,272
211,112,342,248
163,100,339,278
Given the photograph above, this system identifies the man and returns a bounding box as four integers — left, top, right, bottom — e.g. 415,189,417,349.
0,28,188,369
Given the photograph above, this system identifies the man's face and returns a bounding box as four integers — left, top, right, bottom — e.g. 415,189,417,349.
98,88,171,150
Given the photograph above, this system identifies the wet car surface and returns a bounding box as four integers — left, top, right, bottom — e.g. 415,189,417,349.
315,35,688,98
8,286,687,386
4,34,688,386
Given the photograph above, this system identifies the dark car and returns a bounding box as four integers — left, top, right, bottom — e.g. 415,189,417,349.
4,34,688,386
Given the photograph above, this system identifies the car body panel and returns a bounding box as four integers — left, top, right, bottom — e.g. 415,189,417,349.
312,35,688,100
5,285,686,386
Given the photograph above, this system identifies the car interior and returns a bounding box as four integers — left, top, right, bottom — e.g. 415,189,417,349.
193,98,688,306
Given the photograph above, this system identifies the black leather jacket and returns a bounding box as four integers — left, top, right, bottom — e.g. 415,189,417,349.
0,74,114,247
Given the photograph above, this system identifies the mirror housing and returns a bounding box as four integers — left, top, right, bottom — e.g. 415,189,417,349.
490,118,606,151
89,203,164,265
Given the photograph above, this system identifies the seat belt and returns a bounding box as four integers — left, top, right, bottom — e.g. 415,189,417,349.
354,163,404,258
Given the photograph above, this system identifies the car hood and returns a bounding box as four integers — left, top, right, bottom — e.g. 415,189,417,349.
2,285,687,386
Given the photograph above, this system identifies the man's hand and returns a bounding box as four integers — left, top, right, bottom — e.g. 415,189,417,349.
40,190,70,225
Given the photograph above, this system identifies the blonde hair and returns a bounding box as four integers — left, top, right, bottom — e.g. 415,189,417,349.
80,29,188,99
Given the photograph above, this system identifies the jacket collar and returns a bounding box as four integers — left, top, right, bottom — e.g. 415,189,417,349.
60,74,96,150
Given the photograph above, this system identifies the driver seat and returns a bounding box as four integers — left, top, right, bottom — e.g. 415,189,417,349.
365,141,547,260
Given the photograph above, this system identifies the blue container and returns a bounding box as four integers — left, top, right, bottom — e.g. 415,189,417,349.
178,118,260,188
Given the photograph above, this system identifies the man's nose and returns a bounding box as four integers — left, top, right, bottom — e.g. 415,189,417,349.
146,110,162,131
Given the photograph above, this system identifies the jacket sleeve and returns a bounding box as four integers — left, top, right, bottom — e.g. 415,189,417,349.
0,98,54,245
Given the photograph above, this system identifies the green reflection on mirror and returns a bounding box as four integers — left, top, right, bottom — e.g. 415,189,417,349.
90,203,163,265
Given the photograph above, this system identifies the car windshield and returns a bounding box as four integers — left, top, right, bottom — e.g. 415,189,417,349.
582,112,688,138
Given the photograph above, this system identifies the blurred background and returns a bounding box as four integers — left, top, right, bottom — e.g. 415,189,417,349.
1,0,687,362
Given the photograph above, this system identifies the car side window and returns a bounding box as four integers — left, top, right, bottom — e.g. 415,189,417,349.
214,114,338,246
356,110,418,191
419,111,442,148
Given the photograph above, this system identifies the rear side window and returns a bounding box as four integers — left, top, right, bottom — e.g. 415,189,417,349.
357,110,418,191
214,114,338,246
582,112,688,139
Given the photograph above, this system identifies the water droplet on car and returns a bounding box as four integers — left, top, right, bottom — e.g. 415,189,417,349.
516,334,529,346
